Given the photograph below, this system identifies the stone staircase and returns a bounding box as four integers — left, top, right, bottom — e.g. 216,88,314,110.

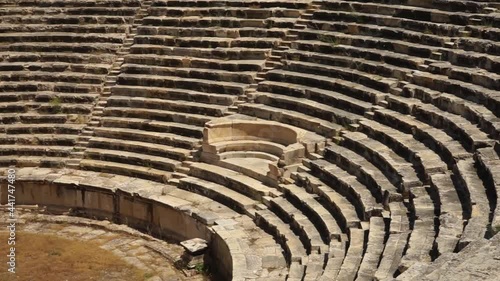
66,0,153,169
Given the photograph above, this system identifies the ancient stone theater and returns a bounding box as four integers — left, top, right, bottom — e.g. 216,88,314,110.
0,0,499,280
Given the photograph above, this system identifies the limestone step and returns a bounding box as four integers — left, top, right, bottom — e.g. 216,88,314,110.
178,176,257,215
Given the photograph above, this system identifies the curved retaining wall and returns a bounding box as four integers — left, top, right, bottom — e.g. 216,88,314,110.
0,168,239,281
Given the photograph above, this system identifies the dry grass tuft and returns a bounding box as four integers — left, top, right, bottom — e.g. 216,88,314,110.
0,231,153,281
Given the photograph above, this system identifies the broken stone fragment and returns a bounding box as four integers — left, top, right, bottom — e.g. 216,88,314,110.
180,237,208,255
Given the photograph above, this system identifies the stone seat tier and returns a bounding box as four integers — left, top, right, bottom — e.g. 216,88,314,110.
286,49,395,85
304,253,329,281
106,95,229,117
0,102,92,115
14,0,141,7
0,134,77,146
155,0,312,9
116,73,248,95
103,107,214,127
310,10,465,37
294,171,362,229
297,29,500,74
238,103,343,138
0,62,110,75
93,127,200,150
0,81,102,94
0,92,98,104
0,145,73,157
0,52,116,64
318,1,486,24
251,91,363,127
0,103,38,114
375,102,495,159
6,42,121,54
0,15,136,25
0,32,125,44
409,71,500,119
147,7,302,19
308,158,383,219
0,7,139,16
400,83,500,139
298,28,442,59
279,183,344,243
475,147,500,232
357,120,468,243
178,176,258,215
138,25,289,39
120,63,256,84
188,162,281,201
124,54,265,72
258,80,374,116
399,185,437,270
319,241,348,281
88,136,191,162
134,35,280,49
84,148,182,172
341,131,422,194
283,48,413,86
292,40,426,72
358,119,449,177
324,143,402,204
0,24,130,34
454,158,491,248
0,71,104,86
339,0,497,12
425,61,500,91
336,228,366,281
0,155,67,167
373,107,474,171
454,36,500,56
283,59,399,93
111,85,237,106
255,208,308,264
397,231,500,281
266,69,387,104
0,113,68,124
269,196,329,255
0,123,84,134
143,15,297,29
308,18,450,47
384,96,495,151
310,17,500,54
142,16,271,29
428,172,465,255
284,57,397,92
466,24,500,41
100,116,204,139
130,45,271,60
356,216,386,280
374,231,410,280
79,159,172,183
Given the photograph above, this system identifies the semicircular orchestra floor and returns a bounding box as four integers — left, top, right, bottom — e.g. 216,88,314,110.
0,208,210,281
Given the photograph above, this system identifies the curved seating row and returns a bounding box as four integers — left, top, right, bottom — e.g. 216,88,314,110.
0,0,141,168
82,0,316,180
237,1,498,278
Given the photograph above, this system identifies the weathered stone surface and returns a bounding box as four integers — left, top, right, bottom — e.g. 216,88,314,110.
1,0,500,280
